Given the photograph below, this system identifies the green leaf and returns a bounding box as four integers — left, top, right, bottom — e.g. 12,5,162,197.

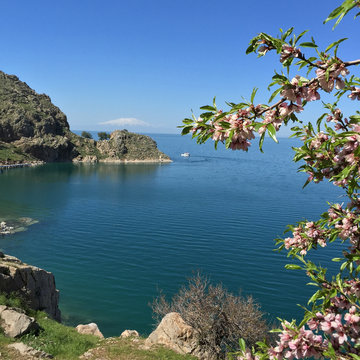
250,87,258,103
225,130,234,149
259,133,265,152
239,338,246,352
268,87,282,103
324,5,344,23
340,261,348,271
272,73,288,82
325,38,348,53
324,0,357,28
295,30,308,44
200,105,216,112
332,258,343,262
182,118,194,125
299,42,318,48
282,27,294,40
285,264,302,270
308,290,322,305
246,44,254,54
181,126,192,135
267,123,278,143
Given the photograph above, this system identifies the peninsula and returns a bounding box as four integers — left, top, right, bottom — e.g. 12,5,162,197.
0,71,171,165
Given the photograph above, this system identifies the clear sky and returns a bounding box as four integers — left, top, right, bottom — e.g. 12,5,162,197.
0,1,358,135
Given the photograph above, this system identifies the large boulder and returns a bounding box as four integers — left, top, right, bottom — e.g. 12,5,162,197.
145,312,206,359
0,305,39,337
0,253,61,321
76,323,104,338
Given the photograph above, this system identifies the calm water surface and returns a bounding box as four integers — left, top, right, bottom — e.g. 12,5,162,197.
0,134,343,336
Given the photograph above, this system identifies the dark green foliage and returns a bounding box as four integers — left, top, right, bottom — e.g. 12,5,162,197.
81,131,93,139
98,132,110,140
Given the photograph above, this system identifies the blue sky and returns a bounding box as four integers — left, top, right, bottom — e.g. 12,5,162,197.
0,1,358,135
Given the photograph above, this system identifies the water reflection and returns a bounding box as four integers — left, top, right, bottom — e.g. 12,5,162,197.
0,162,168,219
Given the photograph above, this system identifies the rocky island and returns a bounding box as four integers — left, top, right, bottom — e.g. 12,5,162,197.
0,71,171,165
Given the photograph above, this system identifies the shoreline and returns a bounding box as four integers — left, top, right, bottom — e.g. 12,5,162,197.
0,161,44,170
98,158,172,164
0,158,172,169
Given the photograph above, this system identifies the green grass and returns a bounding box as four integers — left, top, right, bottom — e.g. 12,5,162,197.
0,293,98,359
21,312,99,359
0,293,196,359
79,337,198,360
0,293,27,309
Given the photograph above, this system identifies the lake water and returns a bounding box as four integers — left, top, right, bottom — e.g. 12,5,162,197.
0,134,344,337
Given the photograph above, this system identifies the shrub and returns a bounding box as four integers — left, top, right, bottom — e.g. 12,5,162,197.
98,132,110,140
81,131,93,139
152,274,269,359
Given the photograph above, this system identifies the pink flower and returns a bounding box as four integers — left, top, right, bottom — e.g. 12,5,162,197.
348,87,360,100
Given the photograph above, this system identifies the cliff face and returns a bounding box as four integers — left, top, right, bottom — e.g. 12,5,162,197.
0,71,170,164
0,71,76,162
0,253,61,321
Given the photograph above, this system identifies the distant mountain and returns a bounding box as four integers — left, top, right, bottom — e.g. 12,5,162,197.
0,71,170,164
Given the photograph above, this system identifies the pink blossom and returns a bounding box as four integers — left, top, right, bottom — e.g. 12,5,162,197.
348,87,360,100
280,45,301,63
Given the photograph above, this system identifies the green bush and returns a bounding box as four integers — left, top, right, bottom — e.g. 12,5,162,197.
97,132,110,140
81,131,93,139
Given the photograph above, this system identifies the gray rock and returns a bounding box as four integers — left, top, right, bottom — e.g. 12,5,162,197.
8,342,53,358
0,254,61,321
0,305,39,337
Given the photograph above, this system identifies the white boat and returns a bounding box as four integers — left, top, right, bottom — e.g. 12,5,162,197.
181,152,190,157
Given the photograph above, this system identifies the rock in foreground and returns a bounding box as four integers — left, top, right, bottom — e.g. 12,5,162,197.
145,312,206,359
0,305,39,337
0,253,61,321
76,323,104,338
8,342,53,358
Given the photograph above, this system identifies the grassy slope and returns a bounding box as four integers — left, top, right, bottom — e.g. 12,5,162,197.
0,294,196,360
0,141,37,163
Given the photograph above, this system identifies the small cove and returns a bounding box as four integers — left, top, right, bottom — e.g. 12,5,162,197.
0,134,344,337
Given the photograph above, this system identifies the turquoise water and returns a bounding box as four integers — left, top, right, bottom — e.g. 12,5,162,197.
0,134,343,336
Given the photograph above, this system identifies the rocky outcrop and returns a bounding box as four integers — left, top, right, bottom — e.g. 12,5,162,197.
0,305,39,337
145,312,206,359
0,253,61,321
95,130,170,163
76,323,104,338
0,70,170,164
0,217,38,235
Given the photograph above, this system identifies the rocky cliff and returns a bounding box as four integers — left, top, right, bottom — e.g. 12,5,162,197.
0,253,61,321
0,71,170,164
